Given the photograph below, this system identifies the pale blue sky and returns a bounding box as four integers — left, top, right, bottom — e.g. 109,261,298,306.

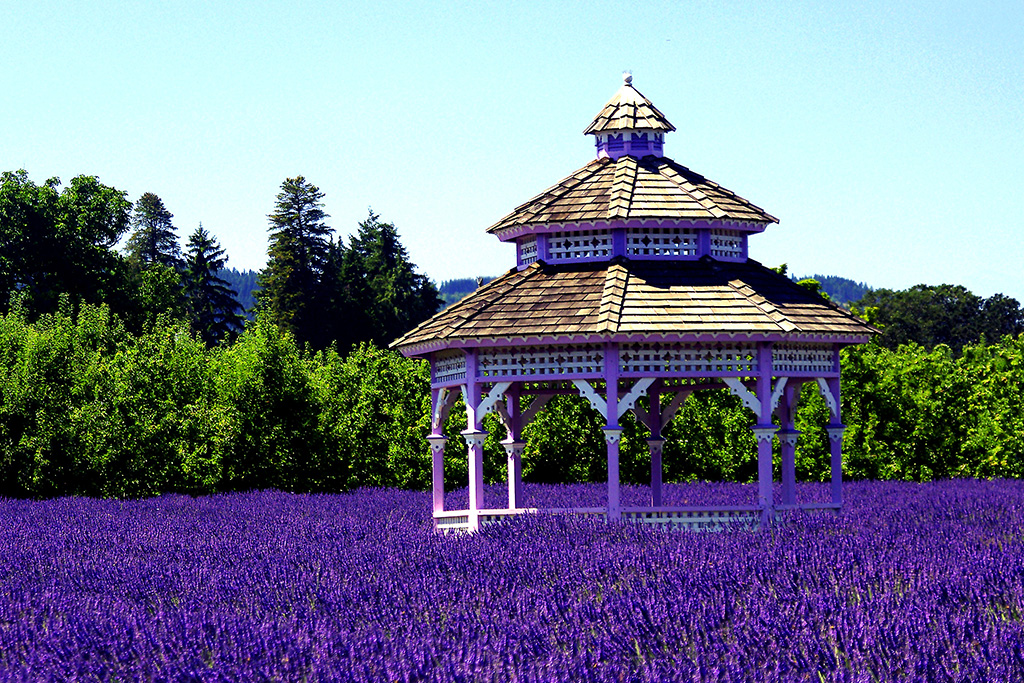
2,1,1022,301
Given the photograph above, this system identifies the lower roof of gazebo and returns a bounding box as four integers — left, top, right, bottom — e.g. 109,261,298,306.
423,342,850,533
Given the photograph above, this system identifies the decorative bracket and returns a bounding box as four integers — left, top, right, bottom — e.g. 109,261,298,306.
572,379,608,417
816,378,838,420
827,425,846,443
724,377,761,416
477,382,513,416
426,435,448,454
431,388,460,433
770,377,789,414
751,426,777,444
521,394,553,425
617,378,655,419
660,390,692,431
462,430,488,448
502,440,527,458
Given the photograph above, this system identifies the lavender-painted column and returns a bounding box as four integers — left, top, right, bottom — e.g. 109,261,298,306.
604,428,623,521
754,342,776,525
827,374,844,508
502,384,524,510
778,430,799,506
648,439,666,507
605,342,621,521
426,436,447,514
752,427,777,526
503,441,526,509
463,431,488,529
828,426,845,507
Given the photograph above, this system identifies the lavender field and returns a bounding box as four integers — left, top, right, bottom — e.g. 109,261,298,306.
2,481,1024,682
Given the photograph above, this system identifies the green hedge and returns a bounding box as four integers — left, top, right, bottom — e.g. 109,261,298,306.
1,300,1023,498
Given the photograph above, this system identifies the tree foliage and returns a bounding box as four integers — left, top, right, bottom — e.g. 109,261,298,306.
256,177,332,345
183,224,243,346
852,284,1024,356
125,192,181,269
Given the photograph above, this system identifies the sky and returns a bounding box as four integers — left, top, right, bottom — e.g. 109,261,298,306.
2,0,1022,302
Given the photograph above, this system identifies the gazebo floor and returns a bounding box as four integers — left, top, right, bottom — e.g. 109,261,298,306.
435,503,842,533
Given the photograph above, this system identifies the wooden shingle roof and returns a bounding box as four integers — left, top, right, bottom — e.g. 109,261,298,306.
486,156,778,234
583,76,676,134
391,258,876,353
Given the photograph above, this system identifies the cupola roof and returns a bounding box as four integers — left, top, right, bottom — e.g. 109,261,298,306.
583,73,676,135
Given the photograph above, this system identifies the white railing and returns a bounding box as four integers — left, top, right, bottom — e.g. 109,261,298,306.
433,350,467,384
547,229,612,262
626,227,697,257
709,229,744,259
478,345,605,378
772,343,835,374
620,342,758,375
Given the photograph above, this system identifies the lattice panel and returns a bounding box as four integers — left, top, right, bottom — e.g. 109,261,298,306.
547,229,612,261
619,342,759,374
626,227,697,257
773,343,836,374
518,237,538,265
433,350,467,384
478,345,605,378
709,229,744,259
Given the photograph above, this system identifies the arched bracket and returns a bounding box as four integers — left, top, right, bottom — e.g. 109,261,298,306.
770,377,789,414
816,378,838,420
476,382,513,416
617,378,655,419
723,377,761,416
660,390,692,431
521,395,553,425
432,388,460,433
572,379,607,416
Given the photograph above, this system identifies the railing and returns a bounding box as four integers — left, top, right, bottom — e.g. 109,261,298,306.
435,505,773,533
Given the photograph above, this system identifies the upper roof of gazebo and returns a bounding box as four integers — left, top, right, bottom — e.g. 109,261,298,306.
487,155,777,238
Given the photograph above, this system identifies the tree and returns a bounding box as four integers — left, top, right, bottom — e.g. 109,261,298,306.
852,284,1024,356
125,192,181,269
326,210,441,349
256,177,332,346
183,224,244,346
0,170,133,317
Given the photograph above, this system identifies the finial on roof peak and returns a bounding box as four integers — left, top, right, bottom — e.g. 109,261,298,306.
623,71,632,85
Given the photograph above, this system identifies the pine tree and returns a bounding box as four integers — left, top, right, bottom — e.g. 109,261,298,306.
256,176,332,345
183,224,243,345
334,210,441,347
125,193,181,268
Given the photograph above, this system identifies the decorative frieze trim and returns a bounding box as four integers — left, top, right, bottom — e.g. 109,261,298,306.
490,218,771,243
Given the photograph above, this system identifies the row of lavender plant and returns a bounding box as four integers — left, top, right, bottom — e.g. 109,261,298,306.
1,480,1023,681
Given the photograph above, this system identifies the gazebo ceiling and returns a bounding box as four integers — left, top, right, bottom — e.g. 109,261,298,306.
391,257,875,353
486,155,777,237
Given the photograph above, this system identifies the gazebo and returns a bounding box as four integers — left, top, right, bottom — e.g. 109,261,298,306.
392,74,875,532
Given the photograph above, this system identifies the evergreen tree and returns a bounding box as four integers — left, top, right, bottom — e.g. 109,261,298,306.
183,224,243,345
338,210,442,347
256,177,332,345
125,193,181,268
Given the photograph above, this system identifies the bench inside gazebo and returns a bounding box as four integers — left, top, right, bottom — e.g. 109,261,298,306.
392,74,874,532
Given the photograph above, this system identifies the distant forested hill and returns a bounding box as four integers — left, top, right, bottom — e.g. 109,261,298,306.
796,274,871,306
439,277,496,307
219,268,260,318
